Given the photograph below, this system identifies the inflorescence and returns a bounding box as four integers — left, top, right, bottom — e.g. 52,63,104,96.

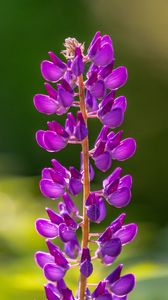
33,32,138,300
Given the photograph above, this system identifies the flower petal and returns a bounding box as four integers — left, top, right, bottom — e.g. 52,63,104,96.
35,251,54,268
93,43,114,67
46,207,64,224
36,130,46,149
80,259,93,278
112,138,136,161
57,85,74,108
64,238,81,259
74,112,88,141
106,264,123,284
100,238,122,257
87,204,100,222
104,66,128,90
107,187,131,208
99,108,124,128
63,193,79,218
97,198,106,223
34,94,58,115
94,152,112,172
113,224,138,245
46,240,69,269
71,47,84,76
69,178,82,195
44,283,60,300
44,131,67,152
36,218,58,238
40,179,65,199
59,223,76,242
89,80,105,99
119,175,132,189
110,274,135,296
113,96,127,112
44,263,66,282
41,60,65,82
103,167,122,188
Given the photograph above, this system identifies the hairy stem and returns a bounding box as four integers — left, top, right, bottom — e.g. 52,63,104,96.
78,74,90,300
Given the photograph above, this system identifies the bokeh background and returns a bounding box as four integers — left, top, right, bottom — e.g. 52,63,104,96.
0,1,168,299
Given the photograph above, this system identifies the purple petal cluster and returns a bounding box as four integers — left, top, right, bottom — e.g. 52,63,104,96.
90,127,136,172
91,264,135,299
96,214,138,264
33,32,138,300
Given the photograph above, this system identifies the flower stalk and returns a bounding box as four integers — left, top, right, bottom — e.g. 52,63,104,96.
78,74,90,299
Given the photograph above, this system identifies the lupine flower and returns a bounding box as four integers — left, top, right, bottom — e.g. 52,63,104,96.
35,204,80,245
33,78,74,116
106,264,136,298
41,51,67,82
45,279,75,300
103,167,132,208
36,112,87,152
62,192,79,219
96,214,138,264
86,192,106,223
91,265,135,299
35,240,69,282
85,168,132,220
90,127,136,172
40,159,83,199
64,237,81,259
80,248,93,278
34,32,138,300
88,32,114,67
97,94,127,128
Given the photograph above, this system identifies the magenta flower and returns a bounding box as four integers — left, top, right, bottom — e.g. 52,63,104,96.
90,128,136,172
96,214,138,264
41,52,67,82
91,265,135,299
33,32,138,300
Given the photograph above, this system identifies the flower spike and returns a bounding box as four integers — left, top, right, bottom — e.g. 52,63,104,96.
33,33,138,300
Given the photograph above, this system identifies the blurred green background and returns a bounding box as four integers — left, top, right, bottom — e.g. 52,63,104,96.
0,0,168,299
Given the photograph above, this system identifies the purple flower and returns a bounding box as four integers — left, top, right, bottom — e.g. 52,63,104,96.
35,218,59,239
35,240,69,282
86,68,105,99
96,214,138,264
44,282,61,300
106,265,136,297
103,167,132,208
91,265,135,299
64,237,81,259
85,90,98,113
80,248,93,278
36,120,69,152
88,32,114,67
97,94,127,128
92,281,112,300
104,66,128,90
33,79,74,116
40,159,82,199
36,205,79,244
62,192,79,219
41,51,67,82
86,192,106,223
36,112,88,152
90,127,136,172
71,47,84,76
